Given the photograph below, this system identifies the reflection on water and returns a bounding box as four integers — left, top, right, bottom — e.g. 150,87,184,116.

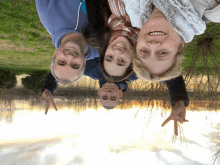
2,75,220,123
1,76,220,164
0,107,219,165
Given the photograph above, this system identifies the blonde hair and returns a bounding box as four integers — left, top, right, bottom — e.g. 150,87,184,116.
132,44,185,82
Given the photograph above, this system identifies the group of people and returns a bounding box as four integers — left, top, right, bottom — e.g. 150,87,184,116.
36,0,220,129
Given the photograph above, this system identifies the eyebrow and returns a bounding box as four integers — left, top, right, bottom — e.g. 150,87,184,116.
117,63,125,66
105,58,111,62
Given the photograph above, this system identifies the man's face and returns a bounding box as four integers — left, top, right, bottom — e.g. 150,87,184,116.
97,82,123,108
53,33,88,81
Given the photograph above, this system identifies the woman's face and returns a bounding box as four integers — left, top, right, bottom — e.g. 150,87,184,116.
104,36,133,76
136,7,184,76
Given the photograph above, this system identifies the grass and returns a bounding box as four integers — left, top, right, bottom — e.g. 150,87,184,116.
0,0,220,75
0,0,54,74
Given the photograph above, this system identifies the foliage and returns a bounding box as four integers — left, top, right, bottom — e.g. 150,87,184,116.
21,71,50,94
0,69,17,89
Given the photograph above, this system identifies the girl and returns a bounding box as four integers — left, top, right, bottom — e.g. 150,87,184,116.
83,0,140,82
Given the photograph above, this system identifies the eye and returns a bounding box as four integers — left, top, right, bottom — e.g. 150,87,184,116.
141,49,150,54
159,51,168,56
102,96,107,100
107,55,113,59
58,60,65,65
71,63,80,69
111,96,117,101
119,59,125,63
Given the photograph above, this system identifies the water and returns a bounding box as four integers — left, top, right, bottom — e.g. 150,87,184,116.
0,77,220,165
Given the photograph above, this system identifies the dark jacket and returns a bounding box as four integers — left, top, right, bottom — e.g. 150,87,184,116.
42,58,189,107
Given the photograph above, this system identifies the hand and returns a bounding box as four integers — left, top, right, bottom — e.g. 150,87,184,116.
161,101,188,136
41,89,58,115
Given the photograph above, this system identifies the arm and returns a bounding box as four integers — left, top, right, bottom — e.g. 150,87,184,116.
41,73,58,115
161,75,189,135
162,75,189,108
41,72,58,94
35,0,50,12
203,2,220,23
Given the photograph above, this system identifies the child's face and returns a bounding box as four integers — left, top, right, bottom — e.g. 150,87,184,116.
104,36,133,76
97,82,123,108
136,8,184,76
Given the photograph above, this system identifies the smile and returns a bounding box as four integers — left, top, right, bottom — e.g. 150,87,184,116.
148,31,166,35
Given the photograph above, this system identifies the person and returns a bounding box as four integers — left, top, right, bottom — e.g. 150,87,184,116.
82,0,140,82
41,58,189,113
41,57,138,111
35,0,99,83
120,0,220,81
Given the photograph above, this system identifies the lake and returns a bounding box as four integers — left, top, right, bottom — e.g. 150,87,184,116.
0,76,220,165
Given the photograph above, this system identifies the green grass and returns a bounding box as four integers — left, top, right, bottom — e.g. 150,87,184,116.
0,0,54,74
0,0,220,75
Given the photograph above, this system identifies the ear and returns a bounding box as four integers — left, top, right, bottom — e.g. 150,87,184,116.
180,40,185,49
97,88,102,95
53,49,58,58
119,90,123,98
83,58,86,67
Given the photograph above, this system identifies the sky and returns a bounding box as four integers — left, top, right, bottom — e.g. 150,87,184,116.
0,106,219,165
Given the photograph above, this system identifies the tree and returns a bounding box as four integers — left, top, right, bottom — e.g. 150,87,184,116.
0,69,17,89
22,71,49,94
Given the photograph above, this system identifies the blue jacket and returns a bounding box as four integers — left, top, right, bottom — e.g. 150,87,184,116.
42,58,189,107
35,0,99,60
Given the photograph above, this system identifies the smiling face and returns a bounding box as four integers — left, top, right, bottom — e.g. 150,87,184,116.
53,33,88,82
136,7,184,76
97,82,123,108
104,36,133,77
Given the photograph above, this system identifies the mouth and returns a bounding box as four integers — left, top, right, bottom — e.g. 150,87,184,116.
148,31,166,36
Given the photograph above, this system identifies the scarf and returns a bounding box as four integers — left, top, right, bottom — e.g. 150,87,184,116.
108,0,140,45
122,0,206,43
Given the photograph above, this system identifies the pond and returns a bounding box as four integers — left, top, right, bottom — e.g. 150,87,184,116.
0,76,220,165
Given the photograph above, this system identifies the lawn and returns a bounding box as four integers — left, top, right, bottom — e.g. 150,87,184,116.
0,0,220,75
0,0,54,74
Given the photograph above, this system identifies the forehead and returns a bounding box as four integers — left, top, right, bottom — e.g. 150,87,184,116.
54,65,82,81
104,61,127,76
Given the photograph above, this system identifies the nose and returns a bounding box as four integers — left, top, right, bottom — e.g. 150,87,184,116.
66,53,78,59
113,45,125,54
114,48,122,55
107,89,112,92
67,54,73,61
147,40,161,47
